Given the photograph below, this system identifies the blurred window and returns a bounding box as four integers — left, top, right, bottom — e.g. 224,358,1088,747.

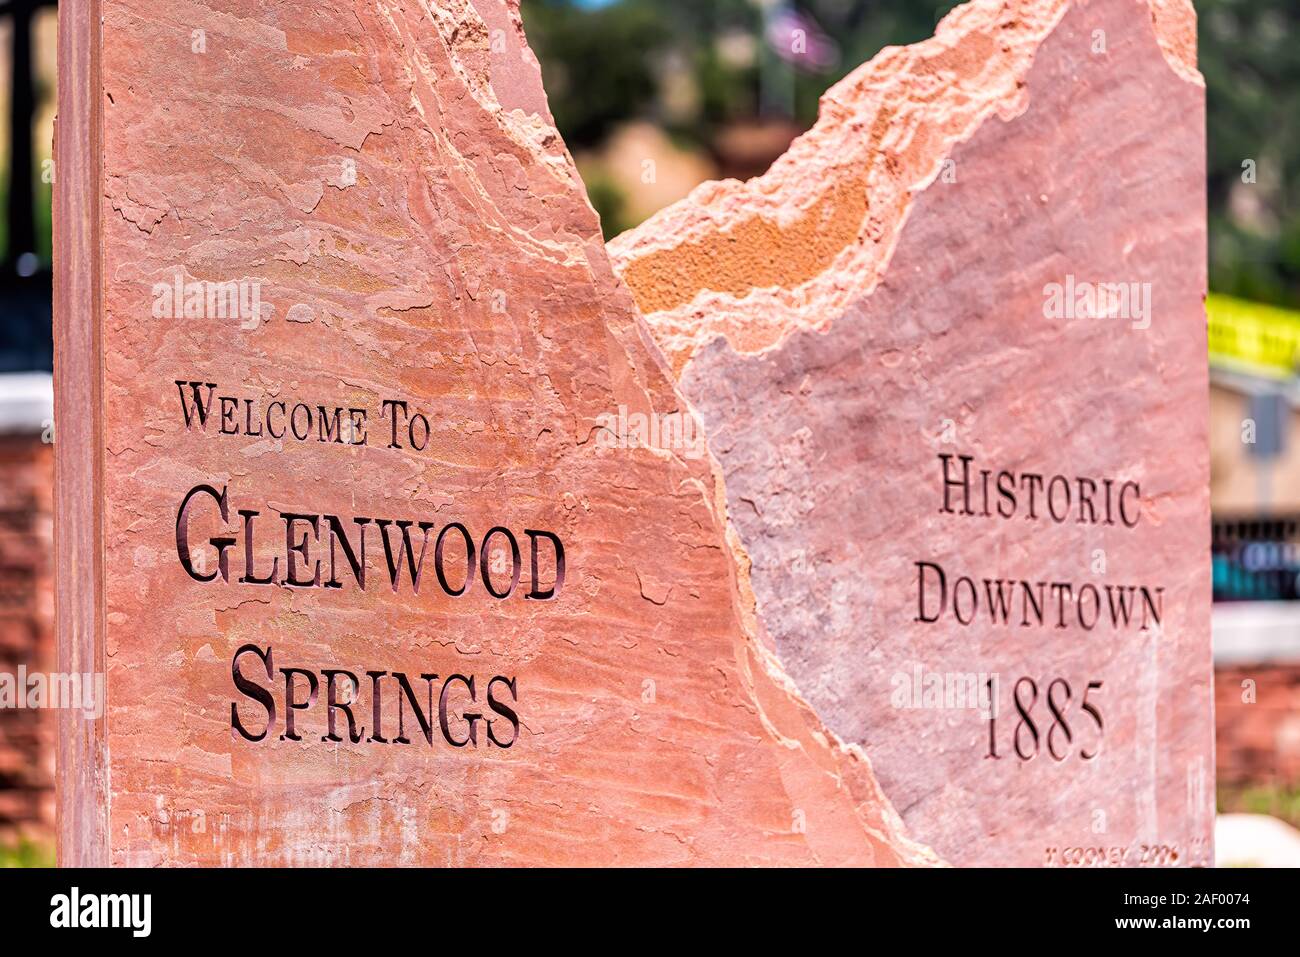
1213,517,1300,601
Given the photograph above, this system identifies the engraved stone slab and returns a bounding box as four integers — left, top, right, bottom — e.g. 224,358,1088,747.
54,0,936,866
611,0,1213,867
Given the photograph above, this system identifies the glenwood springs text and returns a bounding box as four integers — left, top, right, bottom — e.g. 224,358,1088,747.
170,380,569,752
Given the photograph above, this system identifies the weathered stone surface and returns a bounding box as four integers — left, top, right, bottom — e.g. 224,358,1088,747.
61,0,938,866
611,0,1212,866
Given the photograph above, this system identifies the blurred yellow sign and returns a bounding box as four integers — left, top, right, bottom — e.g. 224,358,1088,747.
1208,294,1300,380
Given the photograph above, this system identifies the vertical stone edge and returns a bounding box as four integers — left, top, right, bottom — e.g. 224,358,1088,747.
53,0,108,867
1195,59,1217,866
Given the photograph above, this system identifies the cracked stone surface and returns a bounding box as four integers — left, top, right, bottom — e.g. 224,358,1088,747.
88,0,937,865
611,0,1213,866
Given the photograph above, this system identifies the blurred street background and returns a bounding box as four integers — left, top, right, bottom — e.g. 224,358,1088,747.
1,0,1298,864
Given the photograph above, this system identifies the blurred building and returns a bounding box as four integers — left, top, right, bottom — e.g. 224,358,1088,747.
1209,294,1300,804
0,375,52,845
0,0,56,847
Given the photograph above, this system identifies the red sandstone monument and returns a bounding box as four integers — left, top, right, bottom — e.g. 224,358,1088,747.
52,0,1210,866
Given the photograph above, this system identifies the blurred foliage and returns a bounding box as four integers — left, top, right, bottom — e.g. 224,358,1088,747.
0,839,54,868
522,0,958,147
580,164,635,236
785,1,960,122
1200,0,1300,309
523,0,676,148
1219,783,1300,830
523,0,1298,307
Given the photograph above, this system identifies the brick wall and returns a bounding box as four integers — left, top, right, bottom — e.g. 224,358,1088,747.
0,434,54,844
1216,662,1300,788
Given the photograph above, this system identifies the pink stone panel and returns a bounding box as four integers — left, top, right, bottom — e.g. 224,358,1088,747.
614,0,1212,866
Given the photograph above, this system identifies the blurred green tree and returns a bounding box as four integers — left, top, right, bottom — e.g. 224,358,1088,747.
524,0,1298,308
523,0,674,149
1200,0,1300,308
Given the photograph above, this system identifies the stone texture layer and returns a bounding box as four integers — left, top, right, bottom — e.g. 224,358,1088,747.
612,0,1213,866
0,435,54,845
85,0,935,866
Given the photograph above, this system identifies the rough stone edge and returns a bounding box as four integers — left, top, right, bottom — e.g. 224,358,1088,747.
606,0,1202,375
476,0,945,865
597,0,1204,862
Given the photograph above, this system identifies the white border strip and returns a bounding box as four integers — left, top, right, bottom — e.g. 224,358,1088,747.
1213,601,1300,664
0,371,53,435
